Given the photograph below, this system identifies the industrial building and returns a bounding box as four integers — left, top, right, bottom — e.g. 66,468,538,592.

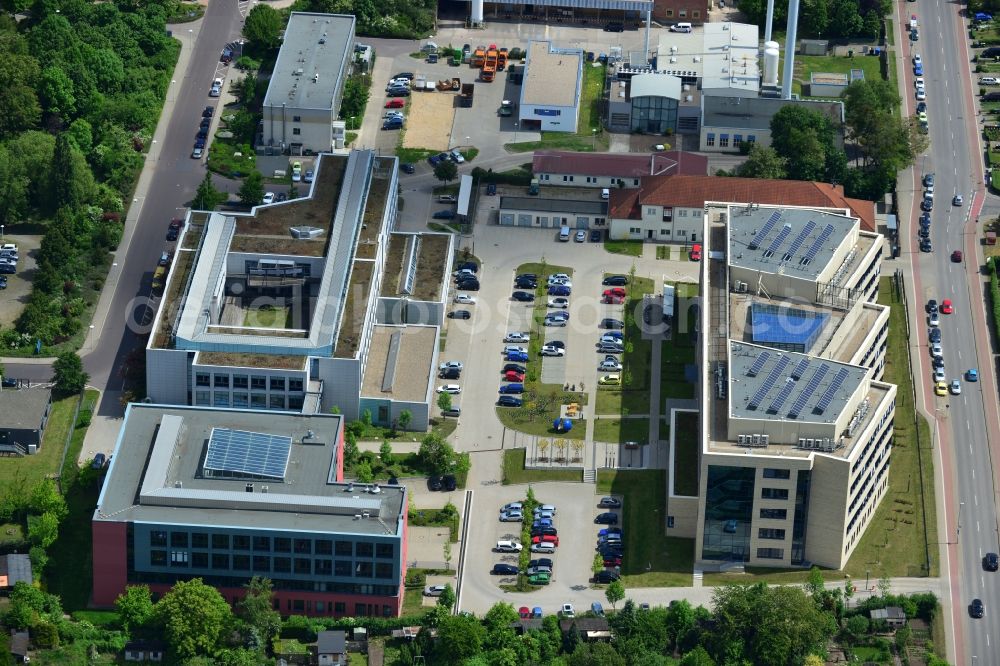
699,95,844,153
518,41,584,133
466,0,706,27
261,12,356,154
607,174,878,242
664,202,894,570
499,196,608,230
145,151,453,430
532,150,708,187
92,404,410,617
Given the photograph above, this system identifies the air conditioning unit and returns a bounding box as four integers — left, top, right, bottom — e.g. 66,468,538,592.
762,435,769,445
798,438,806,447
752,434,762,446
738,434,746,445
806,438,815,448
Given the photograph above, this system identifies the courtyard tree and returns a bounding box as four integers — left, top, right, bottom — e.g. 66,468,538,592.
52,351,88,393
397,409,412,431
243,4,283,51
437,391,453,414
116,585,154,632
236,577,281,647
418,432,457,474
192,172,225,210
238,171,264,206
433,159,458,185
605,579,625,610
154,578,233,660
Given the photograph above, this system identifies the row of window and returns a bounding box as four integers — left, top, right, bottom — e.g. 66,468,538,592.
757,547,784,560
705,133,757,148
759,508,787,520
149,532,394,558
662,9,701,18
762,468,791,479
758,528,786,540
195,391,305,410
760,487,789,501
278,599,394,617
150,551,396,578
195,374,304,391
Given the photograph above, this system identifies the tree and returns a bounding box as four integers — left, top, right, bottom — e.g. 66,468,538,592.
803,656,825,666
355,460,374,482
243,4,283,50
49,133,93,212
664,599,698,653
537,438,550,461
437,391,453,414
438,583,456,610
155,578,233,659
443,540,453,569
593,552,605,576
52,351,88,393
236,577,281,647
192,172,225,210
829,0,864,37
806,566,825,599
799,0,830,36
605,579,626,610
343,431,359,467
433,159,458,184
397,409,412,431
435,613,485,664
736,145,787,180
27,512,59,548
679,646,716,666
419,432,456,474
28,479,66,519
238,171,264,206
116,585,154,632
844,614,870,640
38,65,76,117
769,105,840,183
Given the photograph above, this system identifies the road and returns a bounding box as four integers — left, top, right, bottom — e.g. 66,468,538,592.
901,0,1000,661
3,3,244,396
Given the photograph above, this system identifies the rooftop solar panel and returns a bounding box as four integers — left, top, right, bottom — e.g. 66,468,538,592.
790,358,810,381
746,350,771,377
763,224,792,258
767,378,797,414
800,224,835,266
787,363,830,419
782,220,816,262
747,210,782,250
205,428,292,479
747,355,790,410
813,368,850,415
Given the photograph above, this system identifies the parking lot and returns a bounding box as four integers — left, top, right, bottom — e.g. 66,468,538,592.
0,233,41,327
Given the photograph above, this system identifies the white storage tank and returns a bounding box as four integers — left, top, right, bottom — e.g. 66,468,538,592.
763,42,780,87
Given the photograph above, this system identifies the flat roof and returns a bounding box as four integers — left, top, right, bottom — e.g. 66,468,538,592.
729,342,868,424
533,150,708,178
490,0,652,7
501,196,607,215
702,96,844,131
360,325,436,402
263,12,355,112
629,72,682,99
523,41,583,108
96,404,405,536
0,388,50,429
380,233,451,302
728,206,856,279
654,22,759,91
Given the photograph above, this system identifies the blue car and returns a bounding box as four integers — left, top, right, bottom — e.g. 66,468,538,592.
967,368,979,382
506,350,529,362
433,210,456,219
532,518,553,529
914,63,923,75
497,395,523,407
428,153,443,166
548,285,571,296
498,383,524,394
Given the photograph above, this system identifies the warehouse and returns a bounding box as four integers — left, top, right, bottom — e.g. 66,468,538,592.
519,41,584,133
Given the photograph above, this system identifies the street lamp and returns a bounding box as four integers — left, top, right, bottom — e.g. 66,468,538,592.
514,122,519,144
865,569,870,592
1,225,4,242
592,128,598,149
959,501,965,536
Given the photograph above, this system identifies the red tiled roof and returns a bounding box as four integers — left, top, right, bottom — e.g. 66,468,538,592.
532,151,708,179
609,175,876,231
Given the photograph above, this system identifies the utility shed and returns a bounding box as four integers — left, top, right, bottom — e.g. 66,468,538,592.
0,388,52,455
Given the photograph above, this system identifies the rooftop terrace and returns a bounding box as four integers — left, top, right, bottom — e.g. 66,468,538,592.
380,233,450,302
360,326,436,402
335,260,375,358
196,352,307,370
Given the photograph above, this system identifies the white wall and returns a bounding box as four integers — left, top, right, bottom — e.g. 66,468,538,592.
146,348,192,404
262,105,335,154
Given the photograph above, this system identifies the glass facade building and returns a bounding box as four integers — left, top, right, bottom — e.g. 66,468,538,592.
701,465,756,561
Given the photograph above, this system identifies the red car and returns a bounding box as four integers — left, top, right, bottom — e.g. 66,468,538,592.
602,295,624,304
385,98,405,108
604,557,623,567
519,606,531,619
940,299,953,314
531,534,559,546
951,250,963,263
603,287,627,299
690,243,703,261
504,370,525,382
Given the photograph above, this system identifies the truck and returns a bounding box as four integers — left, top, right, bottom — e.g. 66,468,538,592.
472,45,486,68
482,44,498,82
460,82,475,107
497,47,509,71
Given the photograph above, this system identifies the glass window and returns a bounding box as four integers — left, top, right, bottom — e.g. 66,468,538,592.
233,375,249,389
760,508,788,520
762,468,791,479
293,128,301,135
791,470,812,565
233,535,251,550
192,552,208,568
233,555,251,571
151,550,167,566
335,560,352,576
253,536,270,551
213,392,230,407
270,395,286,410
734,134,743,144
292,115,301,122
212,534,230,550
706,133,715,147
757,548,784,559
289,378,304,392
171,532,188,548
702,465,755,562
275,538,291,552
747,135,756,144
251,394,267,408
720,135,730,148
315,559,333,575
270,377,286,391
294,539,312,554
170,551,188,567
356,542,373,558
356,562,373,577
294,558,311,574
273,557,291,573
232,393,249,408
253,556,270,572
196,373,210,387
191,533,208,549
288,395,304,410
195,391,210,406
214,374,229,388
150,531,168,547
375,543,394,559
335,541,352,556
758,528,786,540
212,553,230,569
251,376,267,390
761,487,789,500
316,540,333,555
375,562,393,578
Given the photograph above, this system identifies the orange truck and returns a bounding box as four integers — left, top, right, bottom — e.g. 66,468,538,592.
482,44,498,82
497,47,508,71
472,45,486,68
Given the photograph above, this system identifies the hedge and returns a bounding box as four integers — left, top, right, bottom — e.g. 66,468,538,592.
988,257,1000,340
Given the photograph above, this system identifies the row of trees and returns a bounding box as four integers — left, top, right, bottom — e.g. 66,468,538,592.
291,0,436,39
738,0,890,39
735,79,923,201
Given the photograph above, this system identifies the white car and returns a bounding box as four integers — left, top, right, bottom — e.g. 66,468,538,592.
495,540,523,553
439,361,464,371
384,111,405,120
950,379,962,395
387,77,411,87
423,585,448,596
543,316,567,327
533,504,557,514
262,192,275,204
501,501,523,512
914,77,925,89
575,230,587,242
503,345,527,355
540,345,565,357
454,294,476,304
436,384,462,394
599,359,623,371
561,603,576,618
933,367,946,383
499,510,523,522
547,278,572,288
548,297,569,309
929,312,940,327
505,332,530,343
915,89,926,101
547,273,571,283
930,343,943,358
450,149,465,164
530,542,556,553
913,54,922,65
439,195,458,203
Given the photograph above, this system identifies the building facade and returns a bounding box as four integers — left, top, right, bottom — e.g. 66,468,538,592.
498,196,609,230
92,405,409,617
699,96,845,153
261,13,355,154
532,150,708,188
519,41,584,133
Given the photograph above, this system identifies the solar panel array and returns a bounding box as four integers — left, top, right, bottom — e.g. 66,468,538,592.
745,351,771,377
747,355,790,410
762,224,793,258
813,368,851,415
767,378,797,414
790,358,810,381
787,363,830,419
747,210,783,250
782,220,817,262
204,428,292,479
800,224,835,265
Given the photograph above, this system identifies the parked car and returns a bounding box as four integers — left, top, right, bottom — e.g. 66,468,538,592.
437,384,462,394
603,275,629,286
386,98,405,109
447,310,472,319
167,218,184,241
512,291,535,302
548,297,569,308
590,229,602,242
531,542,557,553
450,149,465,163
495,540,523,553
504,370,525,382
541,345,565,357
505,332,530,343
595,570,620,583
595,512,619,525
427,475,443,491
424,585,447,597
498,383,524,395
503,363,526,374
506,350,529,363
548,285,571,296
456,279,480,291
400,162,416,173
203,105,215,117
262,192,275,204
497,395,524,407
433,210,456,219
304,169,314,182
560,603,575,618
604,287,627,299
91,452,107,470
528,572,551,585
486,183,497,195
455,294,476,305
515,277,538,289
492,563,519,575
599,496,622,508
599,359,622,371
575,230,587,242
499,510,523,522
439,368,461,380
600,318,624,329
984,552,999,572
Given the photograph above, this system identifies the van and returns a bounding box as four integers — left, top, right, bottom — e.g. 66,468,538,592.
528,178,540,195
559,225,571,242
670,22,692,32
601,188,610,200
982,77,1000,85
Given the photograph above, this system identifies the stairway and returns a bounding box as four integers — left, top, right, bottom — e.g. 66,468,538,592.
583,469,596,483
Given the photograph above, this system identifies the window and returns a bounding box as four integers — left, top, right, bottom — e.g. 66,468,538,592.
702,465,756,562
335,560,352,576
336,541,353,556
270,377,286,391
747,135,757,144
667,516,675,528
251,394,267,408
273,557,291,573
275,538,291,552
214,374,229,388
679,9,687,16
316,540,333,555
758,528,786,540
355,561,373,577
719,134,730,148
233,555,251,571
171,532,188,548
761,487,789,500
760,508,788,520
196,373,210,387
233,393,249,408
294,558,311,574
693,10,701,18
195,391,210,406
678,209,688,217
733,134,743,145
212,534,230,550
192,552,208,568
294,539,312,554
251,376,267,390
315,559,333,575
213,393,229,407
191,533,208,549
292,128,300,135
762,468,791,479
253,556,270,572
706,133,715,147
293,115,301,122
375,562,393,578
151,550,167,566
660,229,670,235
212,553,230,569
646,207,658,216
289,378,304,392
170,551,189,567
270,395,286,410
629,227,641,234
595,217,606,226
232,375,248,389
335,602,346,614
356,542,373,557
666,8,674,16
233,535,251,550
375,543,394,559
289,395,304,410
150,531,168,547
253,536,271,551
757,548,785,559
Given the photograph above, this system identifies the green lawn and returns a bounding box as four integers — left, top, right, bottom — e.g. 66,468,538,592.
603,239,644,256
792,54,883,98
592,417,649,444
243,305,291,328
395,147,437,163
502,449,583,485
505,64,609,153
0,392,80,496
409,506,460,542
661,330,696,401
672,411,699,497
656,246,671,260
596,469,694,586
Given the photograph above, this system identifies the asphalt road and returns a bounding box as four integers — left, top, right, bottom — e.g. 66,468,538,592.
903,1,1000,660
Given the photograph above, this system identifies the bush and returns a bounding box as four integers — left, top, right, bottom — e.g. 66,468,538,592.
471,166,532,185
988,257,1000,339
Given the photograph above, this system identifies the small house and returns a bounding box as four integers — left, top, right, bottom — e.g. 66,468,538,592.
870,606,907,629
316,630,347,666
559,618,614,641
0,388,52,455
9,631,29,663
124,639,166,662
0,554,33,591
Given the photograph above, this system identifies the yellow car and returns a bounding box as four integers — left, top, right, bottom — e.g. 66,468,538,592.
598,373,621,386
934,381,948,396
152,266,167,291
